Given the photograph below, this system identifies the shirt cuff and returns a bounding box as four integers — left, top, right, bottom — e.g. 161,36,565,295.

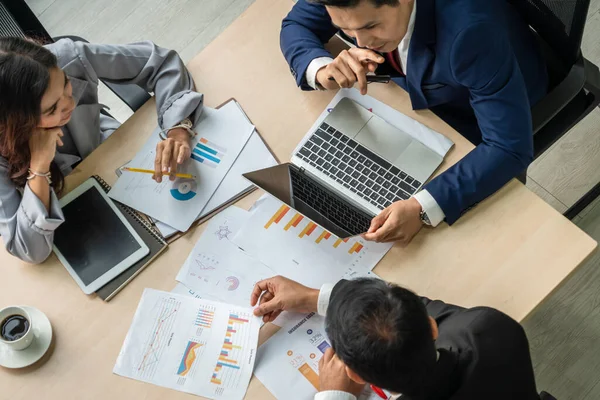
317,283,335,317
306,57,334,90
413,190,445,227
315,390,357,400
21,184,65,234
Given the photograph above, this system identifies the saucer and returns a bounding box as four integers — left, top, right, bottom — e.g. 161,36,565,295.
0,306,53,369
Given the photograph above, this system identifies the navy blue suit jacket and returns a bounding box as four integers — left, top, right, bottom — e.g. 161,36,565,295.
281,0,548,224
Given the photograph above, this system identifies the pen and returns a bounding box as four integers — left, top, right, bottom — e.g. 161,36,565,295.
328,74,391,84
370,384,389,400
121,167,196,179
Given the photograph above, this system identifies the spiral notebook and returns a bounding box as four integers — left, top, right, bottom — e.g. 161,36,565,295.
92,175,168,302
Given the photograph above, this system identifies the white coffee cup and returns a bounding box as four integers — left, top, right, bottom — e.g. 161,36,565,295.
0,306,34,351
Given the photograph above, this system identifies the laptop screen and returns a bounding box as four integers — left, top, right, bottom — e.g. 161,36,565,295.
243,164,373,238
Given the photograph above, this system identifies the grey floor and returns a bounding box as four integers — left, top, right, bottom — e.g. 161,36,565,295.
25,0,600,398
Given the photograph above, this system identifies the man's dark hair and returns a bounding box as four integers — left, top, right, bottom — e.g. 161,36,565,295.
325,278,437,396
309,0,400,8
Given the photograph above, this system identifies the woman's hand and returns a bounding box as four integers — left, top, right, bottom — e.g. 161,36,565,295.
153,128,192,183
28,127,63,172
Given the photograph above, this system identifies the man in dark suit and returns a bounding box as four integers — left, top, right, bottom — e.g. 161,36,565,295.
280,0,548,245
251,276,541,399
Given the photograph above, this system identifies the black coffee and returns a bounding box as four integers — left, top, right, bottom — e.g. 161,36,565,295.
1,314,30,341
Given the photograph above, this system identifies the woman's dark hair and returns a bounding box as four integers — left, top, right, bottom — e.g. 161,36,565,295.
0,37,64,192
326,278,437,397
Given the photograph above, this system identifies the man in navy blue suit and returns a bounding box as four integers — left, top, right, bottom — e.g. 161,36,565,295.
281,0,548,245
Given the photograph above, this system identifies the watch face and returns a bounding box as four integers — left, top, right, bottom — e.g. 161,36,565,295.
421,211,432,226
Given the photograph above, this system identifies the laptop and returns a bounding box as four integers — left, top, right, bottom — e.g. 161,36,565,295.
243,97,444,238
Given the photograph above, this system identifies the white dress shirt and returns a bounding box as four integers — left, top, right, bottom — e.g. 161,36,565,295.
305,2,445,227
314,284,402,400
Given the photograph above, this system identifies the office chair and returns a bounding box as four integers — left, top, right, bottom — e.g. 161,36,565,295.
0,0,152,113
509,0,600,219
540,391,558,400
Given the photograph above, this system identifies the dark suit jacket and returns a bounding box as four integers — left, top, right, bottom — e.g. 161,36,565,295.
330,281,540,399
280,0,548,224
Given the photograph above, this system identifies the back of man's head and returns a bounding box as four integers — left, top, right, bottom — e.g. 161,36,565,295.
326,278,437,396
309,0,400,7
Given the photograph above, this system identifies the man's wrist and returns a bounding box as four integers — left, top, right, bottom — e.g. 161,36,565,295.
305,288,320,313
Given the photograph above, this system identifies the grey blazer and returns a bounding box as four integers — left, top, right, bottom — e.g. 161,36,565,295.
0,39,204,263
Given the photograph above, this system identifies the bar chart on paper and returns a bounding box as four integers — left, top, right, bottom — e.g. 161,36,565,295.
261,203,385,267
192,138,227,168
233,196,393,288
210,312,253,395
114,289,261,400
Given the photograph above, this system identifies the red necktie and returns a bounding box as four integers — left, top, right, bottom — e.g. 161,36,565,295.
385,49,405,76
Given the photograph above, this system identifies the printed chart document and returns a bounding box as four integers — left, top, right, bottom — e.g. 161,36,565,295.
155,130,278,238
109,102,254,232
296,88,454,158
232,195,393,288
176,206,276,307
255,312,381,400
114,289,261,400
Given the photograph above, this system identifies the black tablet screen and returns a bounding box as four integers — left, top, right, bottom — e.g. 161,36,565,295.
54,185,142,285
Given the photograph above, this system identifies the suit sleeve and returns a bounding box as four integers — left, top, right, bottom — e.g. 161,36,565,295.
72,41,204,129
280,0,338,90
456,308,539,399
424,22,534,224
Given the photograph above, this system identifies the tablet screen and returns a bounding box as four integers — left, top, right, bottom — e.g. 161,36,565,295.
54,185,142,285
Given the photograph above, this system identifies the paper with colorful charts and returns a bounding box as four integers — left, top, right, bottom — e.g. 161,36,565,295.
109,102,254,232
176,206,276,308
114,289,261,400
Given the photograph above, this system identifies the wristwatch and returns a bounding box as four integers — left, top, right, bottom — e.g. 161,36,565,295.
420,209,432,226
158,118,195,140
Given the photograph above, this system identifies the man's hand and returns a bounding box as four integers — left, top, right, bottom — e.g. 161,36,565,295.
363,197,423,245
153,128,191,183
319,348,365,396
250,276,319,323
316,48,384,95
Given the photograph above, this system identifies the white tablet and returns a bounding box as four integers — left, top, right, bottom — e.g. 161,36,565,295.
53,178,150,294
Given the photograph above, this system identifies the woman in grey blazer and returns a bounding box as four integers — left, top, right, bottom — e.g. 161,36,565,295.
0,37,204,264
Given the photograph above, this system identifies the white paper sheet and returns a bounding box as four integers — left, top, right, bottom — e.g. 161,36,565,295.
255,312,382,400
114,289,261,400
294,88,454,158
232,195,392,289
176,206,276,307
155,130,278,238
172,282,218,301
109,103,255,232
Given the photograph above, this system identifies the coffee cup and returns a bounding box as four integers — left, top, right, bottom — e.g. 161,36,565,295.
0,306,34,351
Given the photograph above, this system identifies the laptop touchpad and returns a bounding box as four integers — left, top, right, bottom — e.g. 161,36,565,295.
355,117,412,162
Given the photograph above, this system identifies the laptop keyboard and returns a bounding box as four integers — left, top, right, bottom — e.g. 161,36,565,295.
291,168,372,234
295,122,421,210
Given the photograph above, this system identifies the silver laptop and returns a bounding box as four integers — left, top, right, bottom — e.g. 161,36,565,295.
244,97,444,238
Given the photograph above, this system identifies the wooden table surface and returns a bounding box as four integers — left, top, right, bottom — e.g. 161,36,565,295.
1,0,596,398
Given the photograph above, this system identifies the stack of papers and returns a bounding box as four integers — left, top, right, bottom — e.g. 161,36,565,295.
108,101,259,232
114,288,261,400
155,129,278,238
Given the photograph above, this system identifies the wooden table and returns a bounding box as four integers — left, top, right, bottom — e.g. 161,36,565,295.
1,0,596,398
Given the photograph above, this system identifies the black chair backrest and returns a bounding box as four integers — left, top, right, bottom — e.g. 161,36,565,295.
0,0,52,42
508,0,590,68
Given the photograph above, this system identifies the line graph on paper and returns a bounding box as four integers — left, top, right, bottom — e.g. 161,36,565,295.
136,296,181,380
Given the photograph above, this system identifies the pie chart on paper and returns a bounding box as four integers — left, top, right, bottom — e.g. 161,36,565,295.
170,178,198,201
